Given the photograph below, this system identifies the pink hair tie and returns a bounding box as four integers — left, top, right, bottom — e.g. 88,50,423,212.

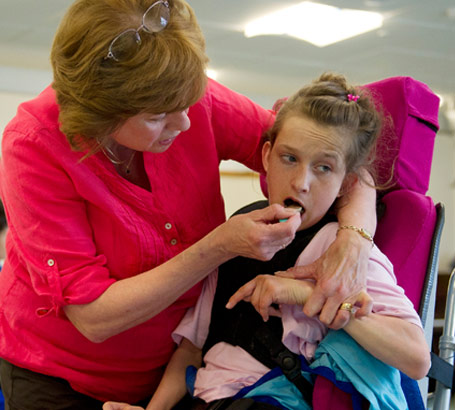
347,94,360,103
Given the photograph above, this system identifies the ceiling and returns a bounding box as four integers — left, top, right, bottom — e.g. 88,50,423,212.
0,0,454,125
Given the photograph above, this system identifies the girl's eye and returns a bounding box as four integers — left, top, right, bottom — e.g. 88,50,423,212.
281,154,297,163
316,164,331,173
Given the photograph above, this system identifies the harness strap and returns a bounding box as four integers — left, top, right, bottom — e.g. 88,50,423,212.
428,352,454,389
252,323,313,406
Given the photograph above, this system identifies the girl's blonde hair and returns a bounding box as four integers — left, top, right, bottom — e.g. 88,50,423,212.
267,73,382,181
51,0,208,151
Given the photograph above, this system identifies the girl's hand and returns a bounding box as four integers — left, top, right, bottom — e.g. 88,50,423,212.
277,229,373,329
226,274,315,321
214,204,302,262
103,402,144,410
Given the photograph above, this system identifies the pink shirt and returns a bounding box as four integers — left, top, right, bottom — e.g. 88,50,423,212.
173,222,422,403
0,79,274,402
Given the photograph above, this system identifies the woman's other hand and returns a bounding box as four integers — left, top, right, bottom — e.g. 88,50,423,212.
277,228,373,329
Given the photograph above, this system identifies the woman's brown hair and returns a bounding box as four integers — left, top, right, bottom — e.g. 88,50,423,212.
51,0,208,151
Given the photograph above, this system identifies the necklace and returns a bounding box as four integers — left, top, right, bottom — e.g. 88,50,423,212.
102,145,136,175
123,151,136,175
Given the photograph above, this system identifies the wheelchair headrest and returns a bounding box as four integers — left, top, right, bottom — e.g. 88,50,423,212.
362,76,439,194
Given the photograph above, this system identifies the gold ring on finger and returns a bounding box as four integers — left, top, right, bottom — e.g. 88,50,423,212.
339,302,354,313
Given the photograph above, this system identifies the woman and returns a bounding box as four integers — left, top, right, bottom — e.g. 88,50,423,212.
0,1,375,408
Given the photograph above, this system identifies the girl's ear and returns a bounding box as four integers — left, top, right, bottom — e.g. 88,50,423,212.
262,141,272,173
337,173,357,198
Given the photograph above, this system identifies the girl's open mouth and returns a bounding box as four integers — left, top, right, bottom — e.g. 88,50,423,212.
284,198,305,214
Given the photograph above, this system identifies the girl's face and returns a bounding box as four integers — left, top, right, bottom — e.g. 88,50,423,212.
111,108,191,153
263,115,348,231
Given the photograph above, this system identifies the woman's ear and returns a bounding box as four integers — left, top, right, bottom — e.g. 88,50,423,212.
262,141,272,173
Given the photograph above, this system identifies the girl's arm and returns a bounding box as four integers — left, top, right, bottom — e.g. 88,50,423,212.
145,338,202,410
226,274,315,322
103,338,202,410
344,314,430,380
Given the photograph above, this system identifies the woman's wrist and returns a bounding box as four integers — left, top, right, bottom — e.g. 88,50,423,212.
204,222,237,263
337,225,374,246
335,225,372,249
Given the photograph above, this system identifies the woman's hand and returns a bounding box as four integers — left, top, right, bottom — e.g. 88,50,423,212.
226,274,315,321
214,204,302,262
103,402,144,410
277,229,373,329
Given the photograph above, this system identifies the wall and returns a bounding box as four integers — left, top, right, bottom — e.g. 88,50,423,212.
427,132,455,272
0,91,36,134
220,170,264,218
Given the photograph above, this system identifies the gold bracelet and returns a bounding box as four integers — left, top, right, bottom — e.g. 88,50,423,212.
337,225,374,244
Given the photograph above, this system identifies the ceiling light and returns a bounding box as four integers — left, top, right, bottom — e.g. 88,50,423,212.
244,2,383,47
